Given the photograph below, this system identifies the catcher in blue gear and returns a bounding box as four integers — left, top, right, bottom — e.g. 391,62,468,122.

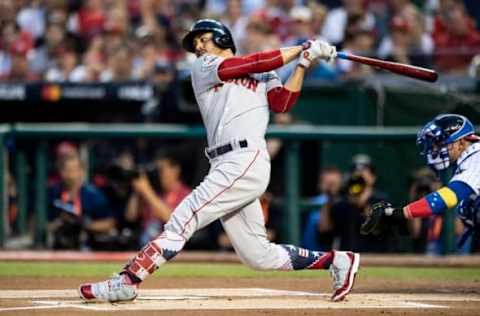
361,114,480,248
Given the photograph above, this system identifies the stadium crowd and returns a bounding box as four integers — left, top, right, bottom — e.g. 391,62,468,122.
1,0,480,83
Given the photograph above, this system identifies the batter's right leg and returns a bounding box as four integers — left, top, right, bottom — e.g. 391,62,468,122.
79,149,267,302
221,199,360,302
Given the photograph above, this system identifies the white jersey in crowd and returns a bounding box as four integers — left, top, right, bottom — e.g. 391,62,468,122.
450,142,480,196
191,54,282,148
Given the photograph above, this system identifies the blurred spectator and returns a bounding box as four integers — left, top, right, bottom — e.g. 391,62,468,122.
45,50,78,82
281,5,337,81
378,8,434,68
407,167,442,253
434,2,480,73
16,0,46,40
6,40,38,81
47,154,115,250
302,166,343,251
250,0,291,42
104,2,130,37
239,19,280,55
68,0,106,42
69,36,105,82
47,141,79,186
98,150,141,250
0,1,17,25
100,42,135,81
31,22,70,77
0,21,35,81
324,154,389,252
125,151,191,246
309,2,328,35
133,28,159,80
321,0,376,46
45,2,69,26
220,0,249,52
337,17,376,79
285,5,315,45
370,0,415,47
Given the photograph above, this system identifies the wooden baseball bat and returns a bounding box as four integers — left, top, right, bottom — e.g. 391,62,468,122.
336,52,438,83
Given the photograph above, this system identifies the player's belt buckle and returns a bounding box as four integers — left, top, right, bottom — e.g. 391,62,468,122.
206,140,248,159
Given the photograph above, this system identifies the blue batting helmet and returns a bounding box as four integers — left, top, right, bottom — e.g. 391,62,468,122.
182,19,236,54
416,114,477,171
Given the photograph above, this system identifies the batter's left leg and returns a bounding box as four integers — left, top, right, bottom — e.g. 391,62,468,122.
221,199,360,302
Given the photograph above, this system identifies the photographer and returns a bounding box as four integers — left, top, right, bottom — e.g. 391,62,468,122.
125,152,191,247
47,154,115,250
408,168,442,253
327,154,388,252
101,151,142,250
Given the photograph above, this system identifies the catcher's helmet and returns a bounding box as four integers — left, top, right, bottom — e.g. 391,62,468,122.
182,19,236,54
416,114,477,171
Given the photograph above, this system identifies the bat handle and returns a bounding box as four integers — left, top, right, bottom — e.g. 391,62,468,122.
336,52,350,60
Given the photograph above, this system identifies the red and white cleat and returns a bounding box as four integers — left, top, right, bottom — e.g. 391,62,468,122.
78,273,138,302
329,251,360,302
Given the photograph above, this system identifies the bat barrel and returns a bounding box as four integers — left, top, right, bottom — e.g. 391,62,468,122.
336,52,438,83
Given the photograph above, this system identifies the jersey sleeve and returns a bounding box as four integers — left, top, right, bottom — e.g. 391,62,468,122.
404,181,474,218
191,54,225,94
217,50,284,81
450,152,480,195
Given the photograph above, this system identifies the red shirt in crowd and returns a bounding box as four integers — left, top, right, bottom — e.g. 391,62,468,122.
433,15,480,72
142,183,191,229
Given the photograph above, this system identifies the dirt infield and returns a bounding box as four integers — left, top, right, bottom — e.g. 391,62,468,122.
1,275,480,316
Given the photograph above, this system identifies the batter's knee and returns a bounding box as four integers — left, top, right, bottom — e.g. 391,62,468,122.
151,230,186,261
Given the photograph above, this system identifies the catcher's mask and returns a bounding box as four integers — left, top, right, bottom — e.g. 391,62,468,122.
182,19,236,54
416,114,478,171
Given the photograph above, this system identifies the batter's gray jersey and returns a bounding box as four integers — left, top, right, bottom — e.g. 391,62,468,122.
191,54,282,148
450,142,480,195
156,53,294,270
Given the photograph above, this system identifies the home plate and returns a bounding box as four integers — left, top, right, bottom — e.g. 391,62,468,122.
1,288,477,312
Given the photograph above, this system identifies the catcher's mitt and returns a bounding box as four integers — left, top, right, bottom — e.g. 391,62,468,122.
360,201,392,237
361,201,408,237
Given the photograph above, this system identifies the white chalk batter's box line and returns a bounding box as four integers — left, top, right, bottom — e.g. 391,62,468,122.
1,288,477,312
0,288,321,299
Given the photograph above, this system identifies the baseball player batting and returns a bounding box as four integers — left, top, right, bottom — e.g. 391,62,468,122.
361,114,480,248
78,19,360,303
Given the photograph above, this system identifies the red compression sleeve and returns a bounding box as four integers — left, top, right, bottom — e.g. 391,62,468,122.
404,198,433,218
267,87,300,113
218,50,283,80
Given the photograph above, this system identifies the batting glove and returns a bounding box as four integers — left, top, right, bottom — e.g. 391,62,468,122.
299,39,337,68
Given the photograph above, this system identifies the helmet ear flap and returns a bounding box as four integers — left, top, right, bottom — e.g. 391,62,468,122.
216,34,229,47
213,32,235,53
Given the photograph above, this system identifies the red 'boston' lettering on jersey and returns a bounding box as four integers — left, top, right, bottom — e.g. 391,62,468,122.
213,77,259,93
